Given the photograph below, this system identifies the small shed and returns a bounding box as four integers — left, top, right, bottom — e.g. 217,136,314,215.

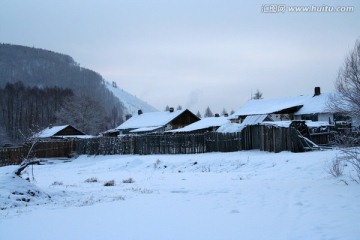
113,108,200,135
35,125,87,139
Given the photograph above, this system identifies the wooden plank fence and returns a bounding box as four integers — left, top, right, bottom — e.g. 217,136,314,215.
0,146,26,166
74,132,243,155
1,124,307,167
240,125,305,153
0,140,74,167
74,125,306,156
310,132,332,145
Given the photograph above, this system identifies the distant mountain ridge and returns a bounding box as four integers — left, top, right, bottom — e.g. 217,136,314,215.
0,43,157,117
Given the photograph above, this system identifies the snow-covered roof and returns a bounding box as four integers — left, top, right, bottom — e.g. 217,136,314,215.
231,96,308,117
53,135,93,139
262,121,292,128
241,114,269,125
294,93,332,115
129,126,162,133
216,115,269,133
36,125,69,138
216,123,245,133
304,121,331,128
231,92,335,118
168,116,229,133
36,125,86,138
116,109,191,130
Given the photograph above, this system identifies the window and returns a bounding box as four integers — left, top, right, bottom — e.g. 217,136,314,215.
301,114,318,121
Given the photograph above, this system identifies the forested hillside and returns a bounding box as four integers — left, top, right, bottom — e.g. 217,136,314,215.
0,44,128,144
0,82,73,143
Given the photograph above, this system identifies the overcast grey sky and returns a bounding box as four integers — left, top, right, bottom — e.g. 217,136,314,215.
1,0,359,114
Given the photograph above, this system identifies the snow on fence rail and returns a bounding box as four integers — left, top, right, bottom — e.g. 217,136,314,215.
0,125,308,166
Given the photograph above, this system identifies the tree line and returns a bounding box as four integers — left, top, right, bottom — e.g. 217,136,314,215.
0,82,124,145
0,44,126,140
0,82,73,144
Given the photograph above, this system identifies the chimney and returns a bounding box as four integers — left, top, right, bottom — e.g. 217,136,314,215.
169,107,174,113
314,87,321,96
215,113,220,117
138,109,143,115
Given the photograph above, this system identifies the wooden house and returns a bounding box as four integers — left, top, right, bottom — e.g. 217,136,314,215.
35,125,88,139
113,108,200,135
230,87,347,125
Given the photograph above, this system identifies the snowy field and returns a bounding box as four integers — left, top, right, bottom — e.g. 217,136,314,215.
0,149,359,240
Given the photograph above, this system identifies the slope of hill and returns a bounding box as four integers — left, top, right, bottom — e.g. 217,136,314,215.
0,43,158,139
105,81,158,115
0,43,157,116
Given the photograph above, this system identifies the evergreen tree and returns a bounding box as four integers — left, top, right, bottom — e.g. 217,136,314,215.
221,108,228,116
204,107,214,118
196,111,202,118
252,89,263,100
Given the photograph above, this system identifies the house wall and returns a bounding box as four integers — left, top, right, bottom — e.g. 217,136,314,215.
169,111,199,130
294,113,333,123
318,113,333,122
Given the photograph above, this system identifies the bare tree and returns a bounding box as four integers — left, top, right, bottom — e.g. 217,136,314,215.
327,40,360,184
14,126,42,178
55,95,107,135
328,40,360,120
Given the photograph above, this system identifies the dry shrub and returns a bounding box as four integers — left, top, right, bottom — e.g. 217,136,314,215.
104,180,115,186
84,177,98,183
327,156,344,177
122,178,135,184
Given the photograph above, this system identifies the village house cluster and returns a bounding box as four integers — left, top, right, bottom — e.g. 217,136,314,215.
36,87,353,147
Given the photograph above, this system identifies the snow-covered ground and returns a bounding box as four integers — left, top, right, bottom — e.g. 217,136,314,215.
0,150,359,240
